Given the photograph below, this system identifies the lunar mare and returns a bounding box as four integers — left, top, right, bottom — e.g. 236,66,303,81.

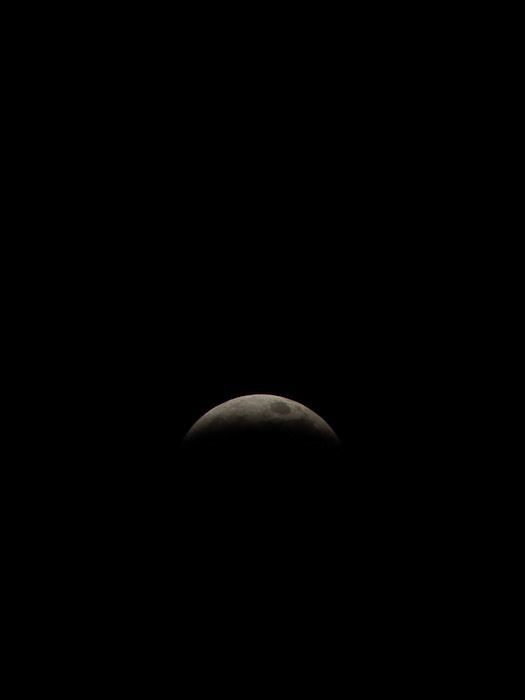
182,394,341,453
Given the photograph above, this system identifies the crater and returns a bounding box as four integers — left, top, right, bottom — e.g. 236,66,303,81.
271,400,291,415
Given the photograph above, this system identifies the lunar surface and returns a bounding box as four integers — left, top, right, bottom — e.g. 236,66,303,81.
182,394,341,464
180,395,344,544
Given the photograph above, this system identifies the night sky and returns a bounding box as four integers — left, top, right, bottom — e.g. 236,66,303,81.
47,16,468,675
88,51,446,508
12,10,491,690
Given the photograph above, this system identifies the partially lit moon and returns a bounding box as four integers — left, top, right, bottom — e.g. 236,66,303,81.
182,394,341,462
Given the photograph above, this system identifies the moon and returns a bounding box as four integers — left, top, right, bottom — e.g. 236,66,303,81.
180,395,344,548
181,394,341,465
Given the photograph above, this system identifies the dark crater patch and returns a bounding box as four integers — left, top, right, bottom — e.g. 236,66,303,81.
271,400,291,415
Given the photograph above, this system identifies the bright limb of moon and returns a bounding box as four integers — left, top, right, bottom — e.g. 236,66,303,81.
183,394,341,448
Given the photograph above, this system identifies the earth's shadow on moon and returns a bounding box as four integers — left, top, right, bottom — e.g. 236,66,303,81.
180,396,343,472
179,395,344,517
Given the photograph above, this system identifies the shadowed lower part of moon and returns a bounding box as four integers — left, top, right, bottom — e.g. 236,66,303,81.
181,394,342,468
180,396,345,557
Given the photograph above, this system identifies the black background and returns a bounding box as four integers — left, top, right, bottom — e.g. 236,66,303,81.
48,15,464,507
28,0,473,470
53,15,463,562
87,48,450,472
40,6,463,477
33,13,477,675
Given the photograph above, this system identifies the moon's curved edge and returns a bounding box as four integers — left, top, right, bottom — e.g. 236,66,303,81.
182,394,341,445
